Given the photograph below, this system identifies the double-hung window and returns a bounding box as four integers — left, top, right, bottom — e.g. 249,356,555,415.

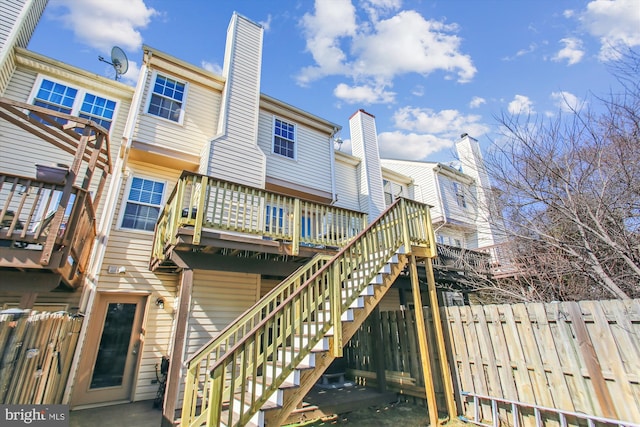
121,177,165,232
147,73,186,123
452,182,467,208
273,118,295,159
31,77,117,130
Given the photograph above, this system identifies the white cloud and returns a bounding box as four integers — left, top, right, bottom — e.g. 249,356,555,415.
298,3,476,86
550,91,584,112
334,83,395,104
508,95,535,115
298,0,357,85
378,131,453,160
201,61,223,75
259,14,272,32
469,96,486,108
393,106,489,137
552,37,585,65
120,60,141,85
49,0,157,53
580,0,640,60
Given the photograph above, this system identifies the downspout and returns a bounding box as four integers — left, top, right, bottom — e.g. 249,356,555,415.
329,127,338,204
63,50,152,404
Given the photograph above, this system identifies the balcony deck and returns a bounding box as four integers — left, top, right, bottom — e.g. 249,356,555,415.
151,172,368,274
0,98,111,291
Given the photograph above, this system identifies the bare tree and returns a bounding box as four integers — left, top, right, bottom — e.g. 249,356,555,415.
479,49,640,301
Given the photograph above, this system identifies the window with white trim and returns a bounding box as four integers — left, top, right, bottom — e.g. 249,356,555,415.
273,118,296,159
31,77,117,130
121,176,165,232
452,182,467,208
147,73,186,122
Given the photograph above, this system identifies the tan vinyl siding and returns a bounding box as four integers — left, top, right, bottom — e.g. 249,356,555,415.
133,69,220,157
98,161,182,400
0,0,47,93
258,111,333,197
186,270,259,359
0,67,131,194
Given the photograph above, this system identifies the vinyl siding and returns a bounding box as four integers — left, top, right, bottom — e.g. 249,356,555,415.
98,161,182,400
134,69,220,158
258,111,333,197
380,159,440,217
333,156,361,212
0,66,131,199
0,0,47,93
206,14,266,188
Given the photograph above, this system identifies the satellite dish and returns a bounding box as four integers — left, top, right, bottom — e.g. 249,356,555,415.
98,46,129,80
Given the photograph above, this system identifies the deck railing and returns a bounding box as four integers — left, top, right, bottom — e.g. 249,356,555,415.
151,172,368,265
433,243,492,275
180,198,436,426
0,173,96,288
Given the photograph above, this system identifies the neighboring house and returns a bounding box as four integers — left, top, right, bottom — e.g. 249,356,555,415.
0,5,496,426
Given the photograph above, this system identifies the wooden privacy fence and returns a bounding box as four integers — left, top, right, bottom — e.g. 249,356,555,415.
0,310,83,404
346,299,640,426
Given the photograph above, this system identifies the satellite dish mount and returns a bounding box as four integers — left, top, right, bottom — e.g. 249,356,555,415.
99,46,129,80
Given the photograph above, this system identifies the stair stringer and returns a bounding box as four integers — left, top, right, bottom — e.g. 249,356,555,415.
261,252,409,427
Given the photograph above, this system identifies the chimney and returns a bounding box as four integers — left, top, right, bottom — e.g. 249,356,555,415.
203,13,267,188
349,109,386,219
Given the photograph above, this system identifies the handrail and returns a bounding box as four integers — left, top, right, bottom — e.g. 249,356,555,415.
0,173,97,288
151,172,368,266
180,198,435,426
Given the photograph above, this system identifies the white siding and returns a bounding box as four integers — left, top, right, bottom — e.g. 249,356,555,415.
334,156,361,211
258,111,333,197
380,159,440,217
206,14,266,188
349,111,386,218
133,70,220,158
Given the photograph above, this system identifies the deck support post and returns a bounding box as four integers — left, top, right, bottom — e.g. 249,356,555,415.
162,267,193,427
408,254,439,426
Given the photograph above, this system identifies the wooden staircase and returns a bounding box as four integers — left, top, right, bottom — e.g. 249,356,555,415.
180,198,437,426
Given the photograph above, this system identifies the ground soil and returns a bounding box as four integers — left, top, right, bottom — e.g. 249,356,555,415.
292,400,469,427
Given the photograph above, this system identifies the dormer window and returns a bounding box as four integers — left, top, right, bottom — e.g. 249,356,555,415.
147,73,186,123
273,118,296,159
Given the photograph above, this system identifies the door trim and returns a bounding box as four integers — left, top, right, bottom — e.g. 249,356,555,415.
70,292,147,408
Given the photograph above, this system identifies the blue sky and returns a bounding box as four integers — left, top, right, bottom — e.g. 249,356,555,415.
28,0,640,163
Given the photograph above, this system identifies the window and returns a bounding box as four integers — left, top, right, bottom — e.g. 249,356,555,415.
147,74,185,122
265,205,284,233
273,118,295,159
31,77,117,130
452,182,467,208
79,94,116,130
121,177,165,232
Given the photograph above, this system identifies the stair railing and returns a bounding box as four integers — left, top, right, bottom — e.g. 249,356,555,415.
181,198,435,427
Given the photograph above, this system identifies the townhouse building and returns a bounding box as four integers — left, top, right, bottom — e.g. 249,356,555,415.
1,2,500,425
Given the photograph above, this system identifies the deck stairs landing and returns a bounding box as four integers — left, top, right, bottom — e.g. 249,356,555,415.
179,198,436,427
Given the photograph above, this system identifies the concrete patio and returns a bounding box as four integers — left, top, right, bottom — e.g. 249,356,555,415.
70,400,162,427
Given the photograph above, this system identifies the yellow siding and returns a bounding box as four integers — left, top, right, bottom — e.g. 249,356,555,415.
258,110,334,197
133,69,221,157
96,161,182,401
